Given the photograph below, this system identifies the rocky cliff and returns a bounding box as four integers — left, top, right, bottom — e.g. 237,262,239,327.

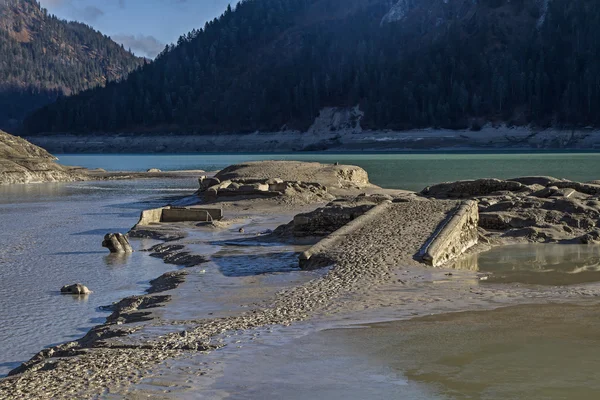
0,130,84,184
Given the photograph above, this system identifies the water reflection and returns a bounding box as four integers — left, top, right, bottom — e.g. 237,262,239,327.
103,253,133,267
454,244,600,285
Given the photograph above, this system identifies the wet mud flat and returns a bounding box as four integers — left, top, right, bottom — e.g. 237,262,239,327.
7,165,600,399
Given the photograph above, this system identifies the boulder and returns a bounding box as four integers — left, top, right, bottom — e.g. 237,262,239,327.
61,283,91,295
269,182,290,192
422,179,525,198
507,176,562,186
580,230,600,244
102,233,133,253
147,168,162,173
199,176,220,189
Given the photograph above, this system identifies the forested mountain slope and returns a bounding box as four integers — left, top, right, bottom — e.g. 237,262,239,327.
0,0,142,130
24,0,600,134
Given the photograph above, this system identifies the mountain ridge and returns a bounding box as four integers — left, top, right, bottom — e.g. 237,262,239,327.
22,0,600,135
0,0,143,130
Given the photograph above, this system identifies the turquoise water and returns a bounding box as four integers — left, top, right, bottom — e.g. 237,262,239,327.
56,153,600,191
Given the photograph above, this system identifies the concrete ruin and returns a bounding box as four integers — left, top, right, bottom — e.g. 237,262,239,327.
135,206,223,227
423,177,600,244
299,201,393,269
420,201,480,267
198,175,331,202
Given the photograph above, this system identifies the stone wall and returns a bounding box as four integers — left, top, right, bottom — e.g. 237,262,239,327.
161,207,223,223
299,201,393,269
421,201,479,267
136,207,165,226
134,206,223,227
292,204,375,237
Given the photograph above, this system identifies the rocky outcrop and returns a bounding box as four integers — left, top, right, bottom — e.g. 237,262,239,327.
0,130,85,185
214,161,370,189
422,179,526,198
198,161,372,203
102,233,133,253
424,177,600,244
60,284,91,295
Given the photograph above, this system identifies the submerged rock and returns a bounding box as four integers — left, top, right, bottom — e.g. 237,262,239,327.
60,283,91,295
102,233,134,253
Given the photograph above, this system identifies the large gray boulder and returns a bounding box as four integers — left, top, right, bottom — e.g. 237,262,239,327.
61,283,91,295
102,233,133,253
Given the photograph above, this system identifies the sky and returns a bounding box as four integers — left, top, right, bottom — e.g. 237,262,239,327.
38,0,235,58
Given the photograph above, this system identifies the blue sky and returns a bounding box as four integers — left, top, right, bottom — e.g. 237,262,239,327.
38,0,235,58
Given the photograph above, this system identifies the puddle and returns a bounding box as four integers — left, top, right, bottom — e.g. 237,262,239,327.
318,302,600,400
453,244,600,285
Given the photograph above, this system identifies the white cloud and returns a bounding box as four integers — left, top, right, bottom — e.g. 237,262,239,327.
111,33,165,58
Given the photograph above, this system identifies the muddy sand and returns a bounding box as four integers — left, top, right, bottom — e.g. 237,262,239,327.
3,162,600,399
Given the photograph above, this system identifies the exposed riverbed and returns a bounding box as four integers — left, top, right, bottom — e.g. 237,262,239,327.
4,153,600,397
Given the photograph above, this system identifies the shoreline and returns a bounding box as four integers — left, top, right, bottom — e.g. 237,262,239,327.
4,166,600,398
24,126,600,154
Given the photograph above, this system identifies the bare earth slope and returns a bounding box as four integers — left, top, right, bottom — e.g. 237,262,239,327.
0,130,83,184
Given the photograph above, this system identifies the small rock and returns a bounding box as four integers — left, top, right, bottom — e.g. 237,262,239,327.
61,283,91,295
238,228,245,233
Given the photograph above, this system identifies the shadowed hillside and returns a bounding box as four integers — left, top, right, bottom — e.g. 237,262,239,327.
23,0,600,134
0,0,143,130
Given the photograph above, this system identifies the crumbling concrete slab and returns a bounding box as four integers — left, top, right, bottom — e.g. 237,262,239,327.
420,201,479,267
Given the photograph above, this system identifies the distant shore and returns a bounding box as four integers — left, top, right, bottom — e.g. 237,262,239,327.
25,126,600,154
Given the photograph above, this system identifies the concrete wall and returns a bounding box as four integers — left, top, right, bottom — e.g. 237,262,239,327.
421,201,479,267
136,207,165,226
299,201,392,269
161,207,223,223
134,206,223,226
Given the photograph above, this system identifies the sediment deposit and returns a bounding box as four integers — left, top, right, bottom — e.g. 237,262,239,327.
5,163,600,399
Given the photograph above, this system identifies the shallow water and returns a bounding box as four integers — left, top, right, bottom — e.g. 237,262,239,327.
454,244,600,285
57,152,600,191
0,178,198,376
172,302,600,400
323,302,600,400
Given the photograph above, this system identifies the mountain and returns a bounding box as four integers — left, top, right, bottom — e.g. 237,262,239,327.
23,0,600,134
0,0,143,130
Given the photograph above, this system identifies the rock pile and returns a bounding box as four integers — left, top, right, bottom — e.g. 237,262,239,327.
213,161,370,189
422,177,600,243
199,175,332,201
273,194,396,239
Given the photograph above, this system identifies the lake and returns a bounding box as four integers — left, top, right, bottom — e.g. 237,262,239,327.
56,152,600,191
2,152,600,379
